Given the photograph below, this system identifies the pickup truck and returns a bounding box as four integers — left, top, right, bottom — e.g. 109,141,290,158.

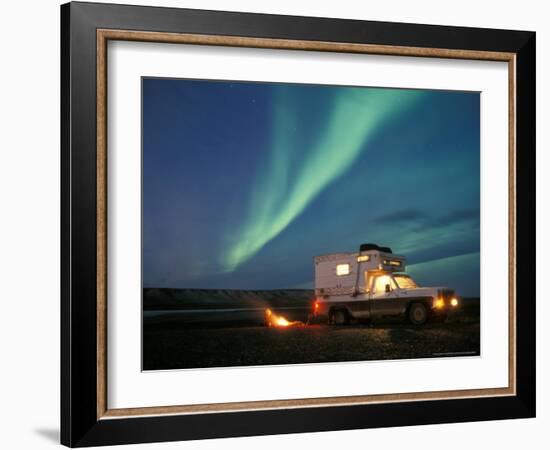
313,243,459,325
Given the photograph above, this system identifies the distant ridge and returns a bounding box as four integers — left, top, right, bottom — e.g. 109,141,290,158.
143,288,314,310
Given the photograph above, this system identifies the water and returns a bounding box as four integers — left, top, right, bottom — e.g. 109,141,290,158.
145,306,308,316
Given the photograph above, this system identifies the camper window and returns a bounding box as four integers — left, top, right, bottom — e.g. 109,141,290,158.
336,264,351,276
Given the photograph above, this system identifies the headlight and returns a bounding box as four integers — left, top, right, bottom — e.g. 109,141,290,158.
433,298,445,309
450,298,459,307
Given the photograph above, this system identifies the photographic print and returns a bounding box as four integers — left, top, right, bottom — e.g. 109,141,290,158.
142,78,481,371
62,6,535,444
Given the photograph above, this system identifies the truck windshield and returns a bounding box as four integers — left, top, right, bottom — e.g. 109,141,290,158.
394,275,419,289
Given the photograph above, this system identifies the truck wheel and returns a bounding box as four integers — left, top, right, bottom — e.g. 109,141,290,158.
331,309,349,326
409,303,428,325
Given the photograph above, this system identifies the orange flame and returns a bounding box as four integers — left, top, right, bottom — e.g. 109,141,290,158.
265,309,303,327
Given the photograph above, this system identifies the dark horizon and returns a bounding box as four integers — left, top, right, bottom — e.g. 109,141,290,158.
142,78,480,296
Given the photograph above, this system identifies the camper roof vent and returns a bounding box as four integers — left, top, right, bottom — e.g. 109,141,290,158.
359,243,392,253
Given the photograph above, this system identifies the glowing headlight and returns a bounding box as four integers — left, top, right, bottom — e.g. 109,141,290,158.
450,298,459,307
433,298,445,309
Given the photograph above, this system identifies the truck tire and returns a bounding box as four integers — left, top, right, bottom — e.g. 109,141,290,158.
330,309,349,326
408,303,428,325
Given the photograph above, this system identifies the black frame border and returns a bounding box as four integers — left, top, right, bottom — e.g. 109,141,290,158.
61,2,535,447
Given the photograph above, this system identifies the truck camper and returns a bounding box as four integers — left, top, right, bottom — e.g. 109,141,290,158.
313,243,459,325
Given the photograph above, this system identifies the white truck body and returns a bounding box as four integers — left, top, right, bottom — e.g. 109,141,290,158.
313,244,459,325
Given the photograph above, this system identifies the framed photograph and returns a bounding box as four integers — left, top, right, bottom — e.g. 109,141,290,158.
61,2,536,447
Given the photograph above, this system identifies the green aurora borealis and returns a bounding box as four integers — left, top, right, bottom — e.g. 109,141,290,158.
142,79,480,296
222,86,424,272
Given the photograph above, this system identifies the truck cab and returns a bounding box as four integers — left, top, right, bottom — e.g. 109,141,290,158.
313,243,459,325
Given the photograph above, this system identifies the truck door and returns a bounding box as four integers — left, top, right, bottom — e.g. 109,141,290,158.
369,274,402,317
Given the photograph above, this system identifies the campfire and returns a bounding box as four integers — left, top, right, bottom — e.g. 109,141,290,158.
265,309,304,327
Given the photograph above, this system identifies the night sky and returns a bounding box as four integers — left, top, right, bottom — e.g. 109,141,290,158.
142,78,480,296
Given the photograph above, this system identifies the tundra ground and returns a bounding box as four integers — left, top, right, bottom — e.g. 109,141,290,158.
143,300,480,370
